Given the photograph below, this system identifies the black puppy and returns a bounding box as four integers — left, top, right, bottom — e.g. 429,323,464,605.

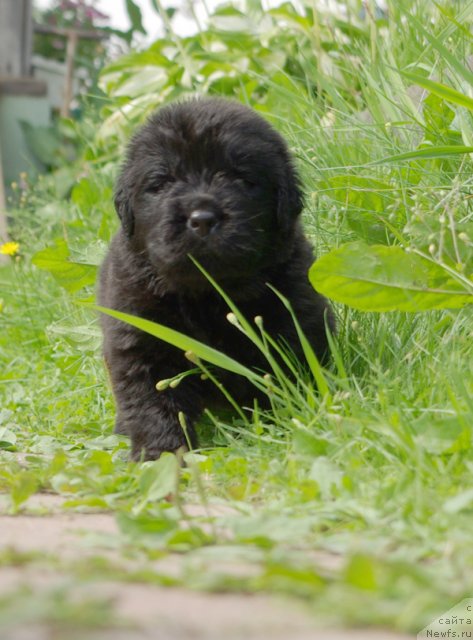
99,98,333,460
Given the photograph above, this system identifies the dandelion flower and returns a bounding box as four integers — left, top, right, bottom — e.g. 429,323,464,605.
0,242,20,256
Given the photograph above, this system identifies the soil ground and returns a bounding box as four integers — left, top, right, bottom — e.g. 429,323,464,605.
0,494,414,640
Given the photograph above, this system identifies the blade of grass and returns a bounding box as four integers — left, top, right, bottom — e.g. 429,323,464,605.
95,304,264,386
408,13,473,86
187,256,291,382
266,285,331,400
400,71,473,111
433,0,473,42
370,145,473,164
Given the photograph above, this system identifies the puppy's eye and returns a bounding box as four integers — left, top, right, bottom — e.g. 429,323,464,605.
236,176,261,192
214,171,261,192
145,175,174,194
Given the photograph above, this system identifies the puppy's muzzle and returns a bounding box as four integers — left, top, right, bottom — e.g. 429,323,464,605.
187,209,219,238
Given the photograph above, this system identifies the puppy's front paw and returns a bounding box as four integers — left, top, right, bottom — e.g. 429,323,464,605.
129,419,192,461
131,443,189,462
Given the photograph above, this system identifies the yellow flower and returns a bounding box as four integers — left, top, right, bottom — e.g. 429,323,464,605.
0,241,20,256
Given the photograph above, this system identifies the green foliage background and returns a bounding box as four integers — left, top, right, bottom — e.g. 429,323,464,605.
1,0,473,633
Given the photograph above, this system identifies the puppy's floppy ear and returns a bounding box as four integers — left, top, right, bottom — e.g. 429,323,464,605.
114,183,134,237
277,164,304,231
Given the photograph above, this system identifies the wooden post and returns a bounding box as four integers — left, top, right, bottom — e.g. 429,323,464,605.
34,25,106,119
0,0,32,77
61,30,79,118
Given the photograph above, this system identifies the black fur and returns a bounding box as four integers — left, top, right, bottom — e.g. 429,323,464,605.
99,98,334,460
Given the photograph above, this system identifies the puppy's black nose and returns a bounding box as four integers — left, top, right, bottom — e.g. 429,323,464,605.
187,210,218,237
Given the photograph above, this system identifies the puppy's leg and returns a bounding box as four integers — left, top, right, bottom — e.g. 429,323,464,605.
122,391,198,461
107,348,201,461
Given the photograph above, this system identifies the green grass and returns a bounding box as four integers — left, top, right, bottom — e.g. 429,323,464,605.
1,0,473,634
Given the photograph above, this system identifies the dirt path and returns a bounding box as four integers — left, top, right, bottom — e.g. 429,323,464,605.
0,495,413,640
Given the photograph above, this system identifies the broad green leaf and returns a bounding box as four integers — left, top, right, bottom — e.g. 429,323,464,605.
268,5,312,31
258,561,324,595
116,512,176,538
292,428,329,456
309,242,473,312
165,527,212,551
72,241,108,268
32,240,97,293
71,178,105,210
423,94,456,133
101,50,171,75
10,472,38,511
125,0,146,35
111,66,168,98
134,454,179,512
400,71,473,111
344,554,377,590
19,121,61,167
210,6,252,32
0,427,16,450
96,305,262,384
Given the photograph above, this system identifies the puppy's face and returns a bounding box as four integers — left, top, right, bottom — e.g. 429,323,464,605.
115,99,303,291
